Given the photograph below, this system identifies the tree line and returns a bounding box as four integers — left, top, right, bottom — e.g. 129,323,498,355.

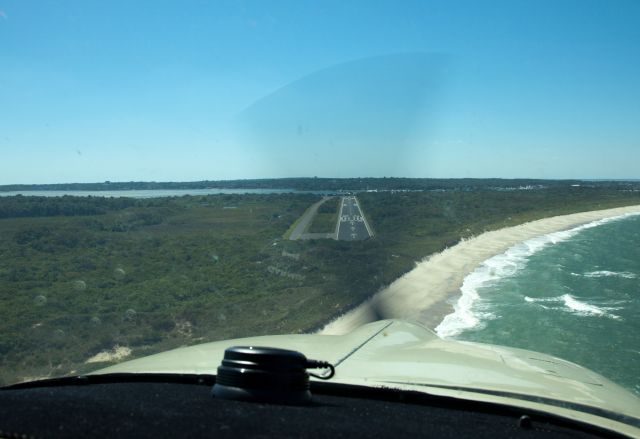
4,177,639,193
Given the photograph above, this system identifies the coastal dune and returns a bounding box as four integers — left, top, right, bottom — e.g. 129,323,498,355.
320,204,640,335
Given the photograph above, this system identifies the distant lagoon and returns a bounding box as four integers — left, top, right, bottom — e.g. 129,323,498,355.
0,188,338,198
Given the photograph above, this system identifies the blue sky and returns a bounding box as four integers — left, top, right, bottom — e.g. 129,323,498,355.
1,0,639,183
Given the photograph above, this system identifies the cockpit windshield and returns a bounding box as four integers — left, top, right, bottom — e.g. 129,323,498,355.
1,0,639,426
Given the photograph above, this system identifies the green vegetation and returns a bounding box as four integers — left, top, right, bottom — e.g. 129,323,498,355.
358,187,640,265
0,193,322,383
0,195,138,218
308,197,340,233
282,202,313,239
1,184,639,384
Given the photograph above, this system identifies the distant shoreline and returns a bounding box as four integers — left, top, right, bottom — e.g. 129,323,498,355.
319,204,640,335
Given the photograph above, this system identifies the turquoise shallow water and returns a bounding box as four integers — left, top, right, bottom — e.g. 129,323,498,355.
437,214,640,395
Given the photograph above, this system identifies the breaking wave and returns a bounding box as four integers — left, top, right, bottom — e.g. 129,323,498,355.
583,270,637,279
524,294,622,319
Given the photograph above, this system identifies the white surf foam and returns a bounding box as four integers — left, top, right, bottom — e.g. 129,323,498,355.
435,212,639,338
561,294,621,319
562,294,605,315
523,295,558,310
433,270,496,338
525,294,622,319
583,270,637,279
524,296,560,303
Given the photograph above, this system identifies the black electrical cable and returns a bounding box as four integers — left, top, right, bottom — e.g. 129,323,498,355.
306,360,335,380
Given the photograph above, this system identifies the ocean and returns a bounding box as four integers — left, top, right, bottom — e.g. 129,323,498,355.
436,213,640,396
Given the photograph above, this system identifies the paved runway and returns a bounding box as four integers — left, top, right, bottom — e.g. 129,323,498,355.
337,196,373,241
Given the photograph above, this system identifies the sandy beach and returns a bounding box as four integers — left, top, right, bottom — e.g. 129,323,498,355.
320,204,640,335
